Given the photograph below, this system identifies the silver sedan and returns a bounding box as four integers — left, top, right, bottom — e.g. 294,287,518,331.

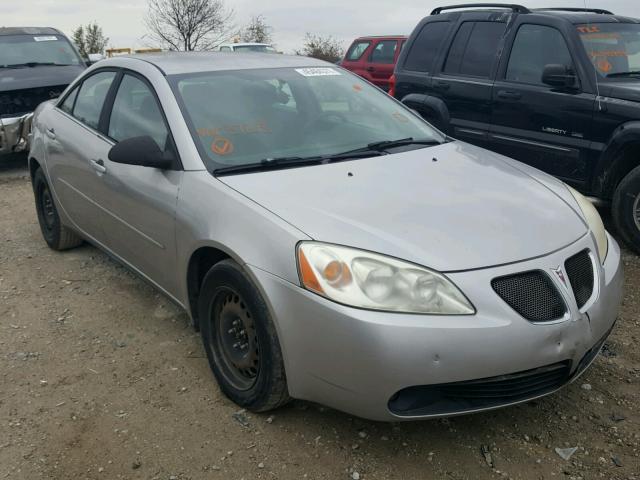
28,53,623,421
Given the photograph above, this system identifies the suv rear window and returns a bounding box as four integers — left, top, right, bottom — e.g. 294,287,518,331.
346,41,371,61
444,22,506,77
404,22,451,72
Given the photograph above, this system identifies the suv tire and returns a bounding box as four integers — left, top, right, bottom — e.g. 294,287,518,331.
198,259,290,412
612,165,640,254
33,168,83,251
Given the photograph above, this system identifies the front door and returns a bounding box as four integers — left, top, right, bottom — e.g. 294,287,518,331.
489,23,595,185
96,72,182,296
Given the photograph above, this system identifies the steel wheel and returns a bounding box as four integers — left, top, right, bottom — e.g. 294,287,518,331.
38,182,56,233
211,288,260,391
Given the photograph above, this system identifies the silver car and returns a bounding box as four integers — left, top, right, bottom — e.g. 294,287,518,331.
29,53,623,421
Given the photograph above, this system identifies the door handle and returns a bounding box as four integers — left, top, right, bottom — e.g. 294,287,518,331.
366,66,375,72
46,128,56,139
497,90,522,100
90,158,107,174
433,81,450,91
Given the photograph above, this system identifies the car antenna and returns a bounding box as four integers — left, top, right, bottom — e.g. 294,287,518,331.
584,0,603,111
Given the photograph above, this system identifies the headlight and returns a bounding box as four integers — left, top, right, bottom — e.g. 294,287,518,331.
297,242,474,315
567,186,608,262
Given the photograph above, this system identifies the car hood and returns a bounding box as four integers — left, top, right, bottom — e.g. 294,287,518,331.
0,64,84,92
219,142,587,272
600,79,640,103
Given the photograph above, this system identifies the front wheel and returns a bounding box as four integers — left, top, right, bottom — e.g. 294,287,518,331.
612,165,640,254
198,259,290,412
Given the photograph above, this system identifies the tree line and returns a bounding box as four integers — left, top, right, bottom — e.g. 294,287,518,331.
72,0,344,63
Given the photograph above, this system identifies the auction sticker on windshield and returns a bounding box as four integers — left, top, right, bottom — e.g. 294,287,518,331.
295,68,341,77
34,36,58,42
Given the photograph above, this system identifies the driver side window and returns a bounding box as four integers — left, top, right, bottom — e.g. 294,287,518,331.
506,24,574,85
108,74,169,151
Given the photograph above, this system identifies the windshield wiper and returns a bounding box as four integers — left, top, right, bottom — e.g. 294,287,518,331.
214,150,384,176
606,70,640,78
337,137,444,156
2,62,75,69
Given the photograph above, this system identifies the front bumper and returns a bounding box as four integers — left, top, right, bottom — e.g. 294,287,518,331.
0,113,33,156
250,232,623,421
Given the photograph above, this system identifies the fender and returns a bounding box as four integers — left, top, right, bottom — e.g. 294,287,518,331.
399,93,450,133
594,121,640,198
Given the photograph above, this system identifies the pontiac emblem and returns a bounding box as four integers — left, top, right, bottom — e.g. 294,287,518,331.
552,266,568,289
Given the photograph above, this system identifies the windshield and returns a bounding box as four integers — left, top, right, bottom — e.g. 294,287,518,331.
577,23,640,77
234,45,277,53
0,34,83,67
169,67,444,171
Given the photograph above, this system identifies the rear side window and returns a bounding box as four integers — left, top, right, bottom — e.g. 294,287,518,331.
444,22,506,77
370,40,398,64
506,24,574,85
346,41,371,61
72,71,116,129
404,22,451,72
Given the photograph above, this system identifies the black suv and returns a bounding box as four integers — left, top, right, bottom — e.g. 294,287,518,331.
393,4,640,252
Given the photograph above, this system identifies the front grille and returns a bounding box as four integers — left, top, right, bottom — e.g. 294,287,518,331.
492,271,566,322
565,250,594,309
389,361,572,416
0,85,67,116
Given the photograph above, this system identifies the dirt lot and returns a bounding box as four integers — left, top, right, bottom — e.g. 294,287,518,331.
1,158,638,480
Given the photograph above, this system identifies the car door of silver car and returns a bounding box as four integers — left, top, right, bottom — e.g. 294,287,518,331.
44,70,117,244
96,72,183,296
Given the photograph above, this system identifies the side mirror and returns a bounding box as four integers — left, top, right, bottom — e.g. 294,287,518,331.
542,64,577,88
108,136,174,169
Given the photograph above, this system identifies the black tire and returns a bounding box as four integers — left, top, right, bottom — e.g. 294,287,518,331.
198,259,290,412
33,168,83,251
612,165,640,254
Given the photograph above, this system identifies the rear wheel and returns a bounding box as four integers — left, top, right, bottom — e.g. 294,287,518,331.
33,168,82,251
198,259,290,412
612,165,640,253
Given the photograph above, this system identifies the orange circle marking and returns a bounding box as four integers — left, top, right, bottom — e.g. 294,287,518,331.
211,136,234,156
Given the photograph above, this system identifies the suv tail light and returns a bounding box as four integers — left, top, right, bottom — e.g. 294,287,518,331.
388,74,396,97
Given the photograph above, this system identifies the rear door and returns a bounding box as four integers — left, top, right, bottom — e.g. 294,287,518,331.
365,39,400,90
430,19,507,146
489,22,595,184
45,70,117,244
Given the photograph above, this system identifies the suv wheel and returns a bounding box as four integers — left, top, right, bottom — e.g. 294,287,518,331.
198,259,290,412
612,165,640,253
33,168,83,251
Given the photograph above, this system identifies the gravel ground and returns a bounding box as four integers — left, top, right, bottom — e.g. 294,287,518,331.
1,158,638,480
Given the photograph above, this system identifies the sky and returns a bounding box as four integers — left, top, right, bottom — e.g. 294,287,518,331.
0,0,636,53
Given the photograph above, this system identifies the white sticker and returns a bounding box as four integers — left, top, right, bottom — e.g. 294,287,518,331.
34,36,58,42
295,67,341,77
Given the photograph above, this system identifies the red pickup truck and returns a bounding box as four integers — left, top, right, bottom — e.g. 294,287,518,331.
340,36,407,91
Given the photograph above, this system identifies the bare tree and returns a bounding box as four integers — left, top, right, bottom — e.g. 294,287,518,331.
145,0,235,51
240,15,273,44
296,33,344,63
72,23,109,57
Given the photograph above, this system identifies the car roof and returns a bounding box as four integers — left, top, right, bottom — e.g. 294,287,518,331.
102,52,331,75
354,35,407,40
0,26,62,36
221,43,273,47
429,6,638,24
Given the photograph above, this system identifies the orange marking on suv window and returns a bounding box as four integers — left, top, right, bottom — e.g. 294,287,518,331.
577,26,600,34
